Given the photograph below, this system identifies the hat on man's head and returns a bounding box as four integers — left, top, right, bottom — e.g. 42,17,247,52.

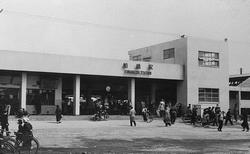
23,117,29,122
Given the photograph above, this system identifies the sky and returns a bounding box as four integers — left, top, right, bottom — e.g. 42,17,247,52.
0,0,250,75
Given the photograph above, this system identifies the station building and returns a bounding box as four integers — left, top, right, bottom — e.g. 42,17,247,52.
0,37,230,115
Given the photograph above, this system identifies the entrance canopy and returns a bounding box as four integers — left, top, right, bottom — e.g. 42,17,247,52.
0,50,183,80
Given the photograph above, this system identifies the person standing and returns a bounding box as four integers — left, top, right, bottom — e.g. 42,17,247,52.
218,111,224,132
0,107,9,136
129,106,136,126
233,104,238,123
163,106,171,127
191,106,197,125
225,109,233,125
55,105,62,124
241,110,249,132
158,99,165,117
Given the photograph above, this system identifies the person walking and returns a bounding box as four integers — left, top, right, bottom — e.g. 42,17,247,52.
129,106,136,126
225,109,233,126
218,111,224,132
170,105,177,124
241,110,249,132
55,105,63,124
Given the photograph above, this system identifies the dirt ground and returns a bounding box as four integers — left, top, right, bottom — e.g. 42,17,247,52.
8,117,250,154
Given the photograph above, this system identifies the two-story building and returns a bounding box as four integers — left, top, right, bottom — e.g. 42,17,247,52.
0,37,229,115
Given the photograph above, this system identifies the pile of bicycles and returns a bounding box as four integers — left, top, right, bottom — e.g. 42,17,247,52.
0,130,39,154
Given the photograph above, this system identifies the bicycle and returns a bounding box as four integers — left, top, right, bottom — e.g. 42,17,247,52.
13,132,39,154
0,132,16,154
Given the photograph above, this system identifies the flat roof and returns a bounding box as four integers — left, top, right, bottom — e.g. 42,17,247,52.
0,50,184,80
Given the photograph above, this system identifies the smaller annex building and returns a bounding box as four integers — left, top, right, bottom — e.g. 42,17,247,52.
0,37,229,115
230,73,250,115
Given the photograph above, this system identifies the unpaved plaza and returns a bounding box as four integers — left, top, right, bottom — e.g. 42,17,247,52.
8,117,250,154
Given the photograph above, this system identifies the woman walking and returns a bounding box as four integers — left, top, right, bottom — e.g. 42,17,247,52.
55,105,62,124
241,110,249,132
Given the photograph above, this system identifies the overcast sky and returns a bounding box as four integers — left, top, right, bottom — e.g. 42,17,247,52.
0,0,250,75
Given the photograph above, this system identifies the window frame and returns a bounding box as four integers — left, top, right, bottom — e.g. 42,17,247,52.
198,88,219,103
163,48,175,59
198,51,219,68
132,55,142,61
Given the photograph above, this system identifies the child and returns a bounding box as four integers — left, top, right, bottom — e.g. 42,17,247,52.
129,106,136,126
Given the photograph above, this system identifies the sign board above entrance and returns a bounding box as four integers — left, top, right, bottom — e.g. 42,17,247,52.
124,70,152,75
122,63,152,76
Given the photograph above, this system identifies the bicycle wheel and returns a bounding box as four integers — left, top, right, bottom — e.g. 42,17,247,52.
0,140,16,154
29,137,39,154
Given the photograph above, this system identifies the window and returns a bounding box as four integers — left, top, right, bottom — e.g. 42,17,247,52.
143,57,151,62
132,55,142,61
199,88,219,102
27,89,55,105
163,48,175,59
198,51,219,67
241,92,250,100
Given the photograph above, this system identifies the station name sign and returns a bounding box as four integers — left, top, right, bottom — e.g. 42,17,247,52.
124,70,152,75
122,63,153,76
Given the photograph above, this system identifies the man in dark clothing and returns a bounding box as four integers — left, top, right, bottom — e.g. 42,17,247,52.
225,109,233,125
0,109,9,136
20,117,33,147
191,107,197,125
170,106,177,124
241,111,249,132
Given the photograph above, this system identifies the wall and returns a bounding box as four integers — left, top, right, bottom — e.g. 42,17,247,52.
128,38,188,108
187,37,229,112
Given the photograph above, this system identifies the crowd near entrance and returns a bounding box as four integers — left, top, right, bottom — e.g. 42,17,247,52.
62,75,177,117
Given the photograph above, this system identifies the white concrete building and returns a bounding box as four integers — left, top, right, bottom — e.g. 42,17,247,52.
0,37,229,115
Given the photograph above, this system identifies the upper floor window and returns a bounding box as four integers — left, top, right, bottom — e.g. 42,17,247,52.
143,57,151,62
198,51,219,67
163,48,175,59
132,55,141,61
199,88,219,102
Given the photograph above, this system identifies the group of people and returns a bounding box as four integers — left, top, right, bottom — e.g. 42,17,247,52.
129,99,178,127
184,104,249,132
157,99,177,126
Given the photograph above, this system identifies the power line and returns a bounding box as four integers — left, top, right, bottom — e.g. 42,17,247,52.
1,9,250,45
2,9,180,37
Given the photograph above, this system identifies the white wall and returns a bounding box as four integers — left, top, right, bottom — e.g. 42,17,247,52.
187,38,229,111
0,50,183,80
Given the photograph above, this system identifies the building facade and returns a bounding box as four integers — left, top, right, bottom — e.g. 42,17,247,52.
0,37,229,115
229,73,250,115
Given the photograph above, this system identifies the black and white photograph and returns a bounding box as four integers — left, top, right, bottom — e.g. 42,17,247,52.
0,0,250,153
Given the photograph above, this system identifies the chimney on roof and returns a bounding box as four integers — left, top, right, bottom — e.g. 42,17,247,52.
240,68,243,75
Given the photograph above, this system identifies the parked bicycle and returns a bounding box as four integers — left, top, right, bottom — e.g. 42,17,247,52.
0,128,39,154
0,137,16,154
